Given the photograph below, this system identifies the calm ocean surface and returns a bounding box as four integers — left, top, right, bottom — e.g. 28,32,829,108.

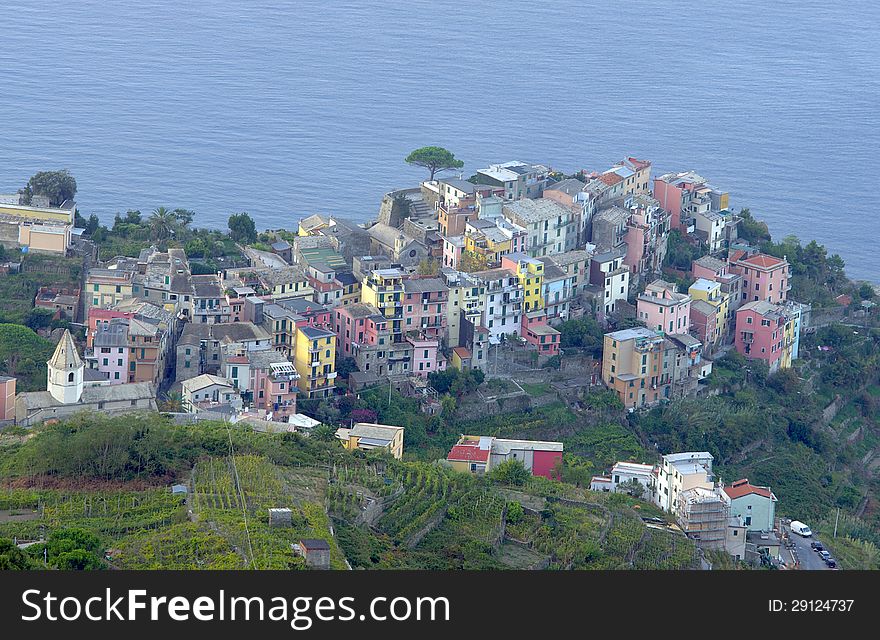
1,0,878,280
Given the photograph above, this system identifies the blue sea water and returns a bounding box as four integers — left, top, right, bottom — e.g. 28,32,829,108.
1,0,878,280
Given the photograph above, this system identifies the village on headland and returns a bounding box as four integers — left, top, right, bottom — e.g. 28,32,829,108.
1,152,879,570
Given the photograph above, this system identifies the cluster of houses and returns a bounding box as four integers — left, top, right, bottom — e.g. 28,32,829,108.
602,245,805,409
5,155,809,438
591,453,782,565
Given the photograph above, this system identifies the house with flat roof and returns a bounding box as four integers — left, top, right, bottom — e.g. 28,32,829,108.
336,422,404,459
446,435,563,479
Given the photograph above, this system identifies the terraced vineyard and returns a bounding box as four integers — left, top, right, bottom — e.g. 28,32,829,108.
378,466,460,544
0,489,185,543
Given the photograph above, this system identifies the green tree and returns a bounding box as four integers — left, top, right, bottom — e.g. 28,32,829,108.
20,169,77,207
459,250,488,273
506,501,525,524
405,146,464,181
392,193,413,220
0,539,37,570
228,212,257,244
160,391,184,412
488,459,531,486
858,283,875,300
0,324,54,391
617,479,645,499
149,206,177,242
417,258,441,276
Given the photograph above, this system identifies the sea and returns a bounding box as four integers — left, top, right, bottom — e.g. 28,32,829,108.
1,0,878,280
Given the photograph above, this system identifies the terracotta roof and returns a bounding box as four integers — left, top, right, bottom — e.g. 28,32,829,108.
723,479,775,501
737,253,785,269
447,444,489,463
598,172,623,186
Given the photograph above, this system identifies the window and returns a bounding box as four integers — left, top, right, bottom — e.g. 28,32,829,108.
68,372,74,382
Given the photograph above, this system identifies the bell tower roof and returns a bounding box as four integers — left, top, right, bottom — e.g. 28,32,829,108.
48,329,83,371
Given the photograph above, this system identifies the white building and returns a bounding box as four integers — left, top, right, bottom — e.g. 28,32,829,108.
472,267,523,343
15,330,156,426
180,374,241,413
652,451,715,513
502,198,577,257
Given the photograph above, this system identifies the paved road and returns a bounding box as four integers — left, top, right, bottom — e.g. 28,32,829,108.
785,525,835,570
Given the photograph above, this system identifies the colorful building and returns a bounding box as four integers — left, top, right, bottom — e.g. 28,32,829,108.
293,325,336,398
734,300,799,373
637,279,691,335
336,422,404,460
471,268,523,342
728,250,790,305
441,269,485,348
85,268,136,311
689,278,730,344
446,435,563,479
653,171,729,231
501,253,544,314
602,327,669,409
407,334,446,378
402,277,448,340
723,479,777,532
521,310,560,356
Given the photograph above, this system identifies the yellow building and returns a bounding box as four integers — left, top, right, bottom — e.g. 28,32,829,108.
602,327,669,409
442,270,485,347
85,268,136,311
335,422,404,460
501,253,544,313
688,278,730,343
259,267,314,300
298,214,332,236
293,325,336,398
0,200,74,255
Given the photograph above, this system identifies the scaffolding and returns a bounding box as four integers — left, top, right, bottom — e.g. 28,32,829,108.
675,487,729,551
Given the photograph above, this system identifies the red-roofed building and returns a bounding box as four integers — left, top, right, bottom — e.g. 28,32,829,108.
446,438,492,474
446,435,563,479
728,251,790,304
722,478,777,531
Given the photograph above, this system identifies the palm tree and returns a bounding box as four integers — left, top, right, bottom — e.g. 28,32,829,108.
160,391,184,413
149,206,176,243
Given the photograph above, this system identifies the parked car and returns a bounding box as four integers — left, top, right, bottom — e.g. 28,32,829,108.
824,556,837,568
811,541,825,552
818,550,831,561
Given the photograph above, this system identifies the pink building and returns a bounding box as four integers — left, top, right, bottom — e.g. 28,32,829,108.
85,308,136,348
691,255,729,282
521,310,560,356
728,250,790,305
90,318,130,384
407,335,446,378
443,235,465,269
334,303,385,357
689,300,718,347
636,280,691,335
402,277,448,340
734,301,793,373
245,350,299,420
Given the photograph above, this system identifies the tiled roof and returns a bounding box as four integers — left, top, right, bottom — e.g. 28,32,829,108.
447,444,489,463
723,479,776,501
738,253,785,269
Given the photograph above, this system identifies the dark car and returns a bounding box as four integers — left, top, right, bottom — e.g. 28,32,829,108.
811,541,825,552
824,557,837,568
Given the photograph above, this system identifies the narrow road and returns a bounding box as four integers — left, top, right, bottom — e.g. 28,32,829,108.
784,524,835,571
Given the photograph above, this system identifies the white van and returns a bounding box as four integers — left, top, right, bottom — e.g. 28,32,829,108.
790,520,812,537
